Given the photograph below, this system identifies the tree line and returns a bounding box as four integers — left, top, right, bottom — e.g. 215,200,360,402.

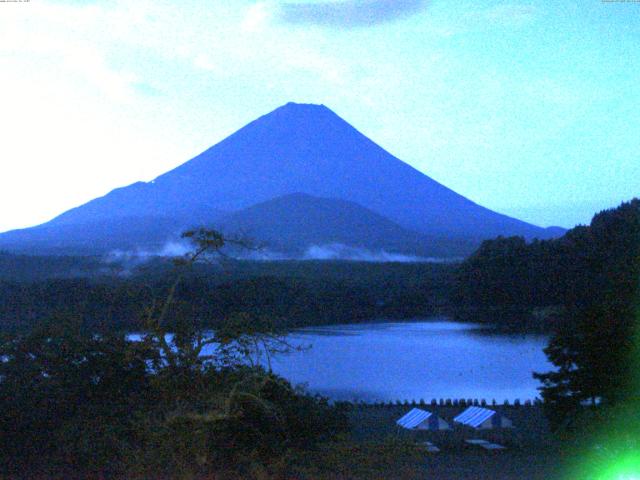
0,261,455,334
457,199,640,438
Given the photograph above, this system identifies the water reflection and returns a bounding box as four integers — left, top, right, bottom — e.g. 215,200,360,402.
129,318,552,403
269,317,551,403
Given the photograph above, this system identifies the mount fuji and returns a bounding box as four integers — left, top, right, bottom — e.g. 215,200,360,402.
0,102,563,257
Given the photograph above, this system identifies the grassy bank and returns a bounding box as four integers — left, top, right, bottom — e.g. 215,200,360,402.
288,402,563,479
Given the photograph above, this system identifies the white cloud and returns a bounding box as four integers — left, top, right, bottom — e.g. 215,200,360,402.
193,53,219,73
242,1,274,33
0,0,361,232
0,2,139,103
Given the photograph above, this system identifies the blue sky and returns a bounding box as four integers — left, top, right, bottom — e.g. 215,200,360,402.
1,0,638,232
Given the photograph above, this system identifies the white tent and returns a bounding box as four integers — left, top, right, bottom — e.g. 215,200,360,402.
453,406,513,429
396,408,451,431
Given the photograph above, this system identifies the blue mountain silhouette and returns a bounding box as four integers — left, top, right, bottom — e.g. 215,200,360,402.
0,102,563,256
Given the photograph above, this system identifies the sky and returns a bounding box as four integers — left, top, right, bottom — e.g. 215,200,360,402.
1,0,638,233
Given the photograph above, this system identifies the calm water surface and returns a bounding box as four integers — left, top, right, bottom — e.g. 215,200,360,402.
268,318,552,402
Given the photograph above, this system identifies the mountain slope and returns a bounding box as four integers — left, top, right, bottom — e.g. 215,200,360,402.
0,102,563,255
215,193,477,258
0,215,211,255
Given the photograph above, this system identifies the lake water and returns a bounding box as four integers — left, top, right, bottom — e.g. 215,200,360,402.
267,319,552,403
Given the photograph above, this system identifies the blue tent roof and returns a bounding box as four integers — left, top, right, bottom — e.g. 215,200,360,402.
396,408,433,429
453,407,496,428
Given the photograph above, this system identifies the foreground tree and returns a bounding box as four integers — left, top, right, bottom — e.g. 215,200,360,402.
0,229,347,478
534,199,640,429
0,314,152,474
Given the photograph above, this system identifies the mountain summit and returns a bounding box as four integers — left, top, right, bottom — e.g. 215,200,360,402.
0,103,562,256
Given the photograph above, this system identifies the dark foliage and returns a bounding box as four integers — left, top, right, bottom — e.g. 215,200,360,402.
0,260,456,334
0,230,349,478
0,315,153,474
457,199,640,428
454,235,563,308
0,313,347,478
534,199,640,428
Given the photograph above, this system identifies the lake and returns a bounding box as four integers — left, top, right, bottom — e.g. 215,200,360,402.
267,318,552,403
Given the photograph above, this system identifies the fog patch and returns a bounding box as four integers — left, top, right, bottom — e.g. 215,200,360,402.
303,243,443,263
106,240,191,262
103,240,193,275
236,248,291,261
103,241,456,271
